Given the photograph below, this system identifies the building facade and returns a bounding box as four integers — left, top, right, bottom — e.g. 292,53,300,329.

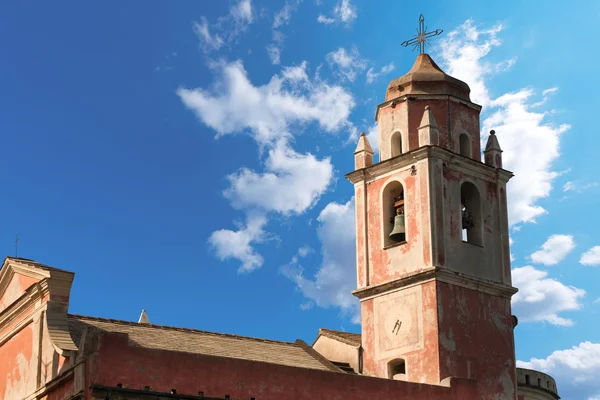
0,53,559,400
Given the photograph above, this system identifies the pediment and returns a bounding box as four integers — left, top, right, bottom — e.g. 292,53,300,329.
0,257,74,314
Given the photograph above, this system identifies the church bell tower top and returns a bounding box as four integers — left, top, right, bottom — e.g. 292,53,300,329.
385,53,472,103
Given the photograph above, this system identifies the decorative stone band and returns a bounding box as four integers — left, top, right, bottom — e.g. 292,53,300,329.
351,266,518,301
346,145,513,185
375,93,482,122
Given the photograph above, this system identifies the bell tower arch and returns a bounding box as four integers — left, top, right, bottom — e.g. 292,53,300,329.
347,53,517,400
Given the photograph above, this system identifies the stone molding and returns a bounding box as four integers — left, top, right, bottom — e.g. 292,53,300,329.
346,145,513,185
352,267,518,301
375,93,482,121
0,257,78,353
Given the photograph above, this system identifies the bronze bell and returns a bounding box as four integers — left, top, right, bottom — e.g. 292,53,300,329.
461,206,474,230
389,213,406,242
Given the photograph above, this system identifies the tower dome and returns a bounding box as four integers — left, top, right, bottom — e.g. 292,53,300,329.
385,53,471,102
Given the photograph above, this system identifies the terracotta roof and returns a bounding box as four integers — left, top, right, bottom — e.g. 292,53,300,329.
385,53,471,102
68,314,339,372
315,328,361,347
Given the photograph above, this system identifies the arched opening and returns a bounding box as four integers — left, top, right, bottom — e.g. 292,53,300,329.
388,358,406,380
459,133,471,158
390,131,403,157
382,181,406,247
460,181,482,246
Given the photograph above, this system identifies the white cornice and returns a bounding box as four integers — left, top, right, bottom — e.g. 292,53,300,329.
352,267,517,301
346,146,513,184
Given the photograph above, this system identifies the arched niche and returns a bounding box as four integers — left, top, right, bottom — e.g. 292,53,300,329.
460,181,483,246
382,180,406,247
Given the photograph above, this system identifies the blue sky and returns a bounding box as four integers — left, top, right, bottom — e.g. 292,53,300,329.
1,1,600,398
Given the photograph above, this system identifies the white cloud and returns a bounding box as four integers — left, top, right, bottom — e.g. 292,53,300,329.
193,0,254,53
268,0,302,65
230,0,253,24
366,62,395,84
530,234,576,266
317,0,357,24
177,60,355,145
224,139,333,215
518,342,600,400
317,14,335,24
542,87,559,96
439,20,570,226
281,198,359,322
563,181,600,193
209,213,267,273
580,246,600,266
512,266,585,326
326,47,367,82
266,44,281,65
194,17,225,52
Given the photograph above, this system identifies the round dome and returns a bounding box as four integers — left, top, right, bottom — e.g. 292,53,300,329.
386,54,471,102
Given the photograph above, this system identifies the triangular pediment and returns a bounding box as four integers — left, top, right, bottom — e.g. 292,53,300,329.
0,257,74,314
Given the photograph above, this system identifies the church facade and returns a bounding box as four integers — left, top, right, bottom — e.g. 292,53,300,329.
0,54,559,400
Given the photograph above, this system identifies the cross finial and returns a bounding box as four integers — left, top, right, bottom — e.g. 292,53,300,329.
15,234,19,257
401,14,443,54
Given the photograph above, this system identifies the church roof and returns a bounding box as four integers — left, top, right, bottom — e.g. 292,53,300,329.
385,54,471,102
314,328,361,347
68,314,341,372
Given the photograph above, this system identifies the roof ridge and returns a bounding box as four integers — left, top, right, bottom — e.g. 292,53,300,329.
69,314,299,346
319,328,360,335
5,256,72,273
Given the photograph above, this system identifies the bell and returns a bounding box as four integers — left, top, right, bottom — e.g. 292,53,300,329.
389,213,406,242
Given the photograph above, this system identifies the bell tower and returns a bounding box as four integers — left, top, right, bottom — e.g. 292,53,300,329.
347,53,517,399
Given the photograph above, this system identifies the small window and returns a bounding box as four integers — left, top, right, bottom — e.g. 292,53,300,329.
459,133,471,157
538,378,542,387
525,375,530,385
547,381,550,389
460,182,482,246
382,181,406,247
388,358,406,380
391,131,403,157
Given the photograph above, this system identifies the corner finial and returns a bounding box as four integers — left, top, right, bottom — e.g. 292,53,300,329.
484,129,503,168
490,129,496,135
354,132,374,170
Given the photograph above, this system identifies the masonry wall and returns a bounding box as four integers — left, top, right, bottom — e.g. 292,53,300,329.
436,282,517,400
88,331,480,400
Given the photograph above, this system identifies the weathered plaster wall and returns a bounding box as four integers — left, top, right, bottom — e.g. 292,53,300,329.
377,97,481,162
312,336,360,374
0,274,40,312
363,160,432,287
361,281,441,384
516,368,558,400
437,159,511,284
437,282,516,400
89,331,480,400
0,323,37,400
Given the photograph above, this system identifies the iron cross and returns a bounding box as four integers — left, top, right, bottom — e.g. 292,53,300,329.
401,14,443,54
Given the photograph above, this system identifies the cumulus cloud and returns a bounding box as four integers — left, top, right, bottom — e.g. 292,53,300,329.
365,122,379,155
512,266,585,326
530,234,576,266
439,20,570,226
177,60,355,145
366,62,395,84
209,213,267,273
317,0,357,25
580,246,600,266
281,199,359,322
193,0,254,53
326,47,367,82
179,59,353,271
518,342,600,400
224,139,333,215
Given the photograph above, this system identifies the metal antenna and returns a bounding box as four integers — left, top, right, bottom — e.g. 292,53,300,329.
15,234,19,257
401,14,443,54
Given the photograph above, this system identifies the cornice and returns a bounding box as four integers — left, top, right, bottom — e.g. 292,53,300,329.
375,93,482,121
352,267,517,300
345,145,513,184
